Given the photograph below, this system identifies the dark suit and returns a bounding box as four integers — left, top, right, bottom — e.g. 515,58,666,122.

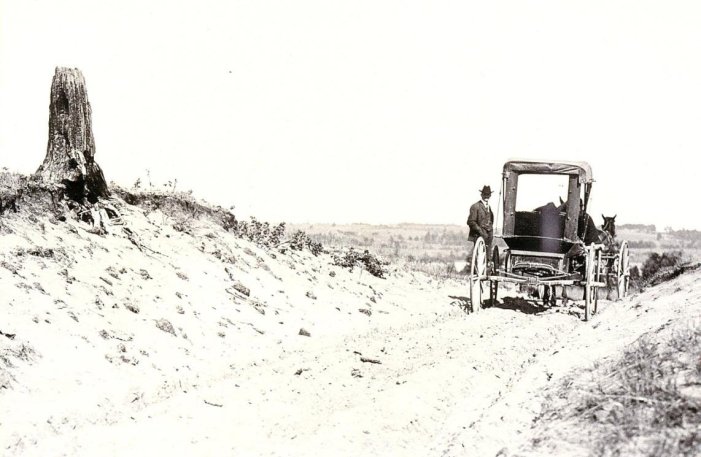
467,200,494,250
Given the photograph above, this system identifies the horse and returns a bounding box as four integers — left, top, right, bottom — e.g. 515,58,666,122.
602,214,616,238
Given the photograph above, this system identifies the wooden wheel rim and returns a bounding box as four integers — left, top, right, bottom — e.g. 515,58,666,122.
584,246,595,322
617,241,630,299
469,238,487,312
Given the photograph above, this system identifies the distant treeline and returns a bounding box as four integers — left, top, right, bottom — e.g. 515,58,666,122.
628,240,656,249
668,229,701,241
619,224,656,233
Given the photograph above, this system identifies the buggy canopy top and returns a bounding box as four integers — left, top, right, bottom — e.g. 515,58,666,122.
500,159,595,247
503,159,593,183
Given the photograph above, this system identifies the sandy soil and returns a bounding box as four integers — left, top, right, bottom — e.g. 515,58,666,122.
1,198,699,456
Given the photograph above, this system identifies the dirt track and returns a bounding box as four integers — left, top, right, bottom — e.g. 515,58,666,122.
20,289,614,456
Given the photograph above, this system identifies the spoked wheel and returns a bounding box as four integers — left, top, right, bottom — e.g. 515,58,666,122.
469,237,487,313
617,241,630,299
594,249,601,314
542,285,556,307
490,246,499,307
584,246,596,322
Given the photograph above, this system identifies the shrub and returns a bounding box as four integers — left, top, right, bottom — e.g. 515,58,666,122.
332,248,386,278
234,217,286,248
641,251,683,281
288,230,324,256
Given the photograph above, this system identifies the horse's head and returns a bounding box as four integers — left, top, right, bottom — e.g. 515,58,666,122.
601,214,617,238
557,196,566,211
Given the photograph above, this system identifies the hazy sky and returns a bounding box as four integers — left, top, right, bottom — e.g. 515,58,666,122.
2,1,700,229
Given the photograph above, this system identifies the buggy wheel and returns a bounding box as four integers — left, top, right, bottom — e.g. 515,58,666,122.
490,246,499,306
542,286,556,307
469,237,487,312
594,249,601,314
617,241,630,299
584,246,596,322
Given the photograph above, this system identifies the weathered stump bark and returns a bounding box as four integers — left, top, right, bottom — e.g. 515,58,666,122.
36,67,109,202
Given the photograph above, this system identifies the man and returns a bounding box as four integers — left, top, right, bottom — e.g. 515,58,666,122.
467,185,495,257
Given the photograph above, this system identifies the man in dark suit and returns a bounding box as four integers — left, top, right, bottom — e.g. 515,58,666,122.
467,185,495,254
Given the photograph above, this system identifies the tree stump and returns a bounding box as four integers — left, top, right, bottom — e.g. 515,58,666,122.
36,67,109,202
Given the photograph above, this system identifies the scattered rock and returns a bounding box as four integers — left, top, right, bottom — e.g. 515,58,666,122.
105,266,120,279
176,271,189,281
360,356,381,364
252,302,266,315
139,269,152,280
125,303,140,314
351,368,363,378
155,319,176,336
233,281,250,296
358,308,372,317
329,270,336,277
176,305,185,314
294,368,309,376
298,328,311,337
305,291,317,300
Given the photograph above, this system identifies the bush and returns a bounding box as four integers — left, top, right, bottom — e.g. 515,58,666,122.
332,248,386,278
641,251,683,281
234,217,286,248
288,230,324,256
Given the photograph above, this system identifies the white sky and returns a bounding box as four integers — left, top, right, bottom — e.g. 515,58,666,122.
1,0,700,229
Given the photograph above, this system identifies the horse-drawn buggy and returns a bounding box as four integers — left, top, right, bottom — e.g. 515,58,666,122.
469,159,630,321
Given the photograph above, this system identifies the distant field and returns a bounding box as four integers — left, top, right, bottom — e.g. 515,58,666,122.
291,223,701,275
290,223,470,262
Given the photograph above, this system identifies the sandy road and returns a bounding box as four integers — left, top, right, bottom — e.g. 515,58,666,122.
28,292,588,457
21,268,700,457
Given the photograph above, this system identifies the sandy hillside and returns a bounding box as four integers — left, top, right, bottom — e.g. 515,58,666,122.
1,194,699,456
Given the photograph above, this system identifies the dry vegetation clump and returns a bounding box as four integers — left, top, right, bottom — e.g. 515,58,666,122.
113,185,236,234
641,251,683,282
332,248,387,278
527,322,701,457
236,217,286,248
629,250,699,291
115,183,331,256
289,230,323,256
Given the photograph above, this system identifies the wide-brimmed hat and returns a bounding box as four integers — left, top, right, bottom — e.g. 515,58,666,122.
479,185,493,196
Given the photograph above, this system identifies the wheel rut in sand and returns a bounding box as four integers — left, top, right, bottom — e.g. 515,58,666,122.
212,305,584,456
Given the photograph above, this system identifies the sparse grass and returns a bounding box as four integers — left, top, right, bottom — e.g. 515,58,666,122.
403,259,464,280
526,320,701,457
114,185,330,257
